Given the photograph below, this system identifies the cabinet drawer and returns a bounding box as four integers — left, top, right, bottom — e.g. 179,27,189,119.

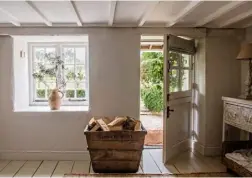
224,103,252,132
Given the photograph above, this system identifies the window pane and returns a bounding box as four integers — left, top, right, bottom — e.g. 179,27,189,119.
34,48,45,63
63,48,75,64
36,89,45,98
65,65,75,81
169,69,179,92
47,89,53,97
75,47,85,64
181,54,190,68
36,81,46,89
76,81,85,89
66,90,75,98
181,70,190,91
66,82,75,89
77,89,85,98
76,65,85,81
45,48,56,64
47,82,56,89
169,51,180,66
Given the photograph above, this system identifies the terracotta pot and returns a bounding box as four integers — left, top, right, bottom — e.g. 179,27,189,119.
48,88,64,110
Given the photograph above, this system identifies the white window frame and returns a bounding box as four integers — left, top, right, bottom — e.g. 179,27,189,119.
28,42,89,106
169,50,193,93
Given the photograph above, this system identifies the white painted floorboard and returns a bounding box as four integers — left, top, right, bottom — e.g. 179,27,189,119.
14,161,42,177
51,161,74,177
0,149,227,177
0,161,26,177
141,150,161,174
33,161,58,177
149,149,179,174
71,161,90,174
0,160,10,172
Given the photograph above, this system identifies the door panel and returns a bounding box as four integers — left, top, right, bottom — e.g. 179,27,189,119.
163,35,195,163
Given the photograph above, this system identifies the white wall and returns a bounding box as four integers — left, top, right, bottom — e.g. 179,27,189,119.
205,36,241,154
0,27,246,159
194,34,242,156
0,28,140,160
194,38,207,153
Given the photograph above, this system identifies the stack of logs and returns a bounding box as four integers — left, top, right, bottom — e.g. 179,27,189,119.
87,116,142,131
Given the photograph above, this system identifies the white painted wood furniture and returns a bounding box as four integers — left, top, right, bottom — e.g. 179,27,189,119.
222,97,252,142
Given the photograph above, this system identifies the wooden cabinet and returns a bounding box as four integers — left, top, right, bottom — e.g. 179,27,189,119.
222,97,252,141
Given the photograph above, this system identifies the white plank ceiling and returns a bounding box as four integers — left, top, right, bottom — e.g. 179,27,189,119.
0,0,252,28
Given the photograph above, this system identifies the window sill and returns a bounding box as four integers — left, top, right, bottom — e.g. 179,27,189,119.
14,105,89,112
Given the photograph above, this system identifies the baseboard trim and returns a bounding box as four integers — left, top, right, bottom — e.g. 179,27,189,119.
193,141,221,156
0,150,90,160
193,141,204,155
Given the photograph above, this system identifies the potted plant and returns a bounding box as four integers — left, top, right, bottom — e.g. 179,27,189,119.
32,53,66,110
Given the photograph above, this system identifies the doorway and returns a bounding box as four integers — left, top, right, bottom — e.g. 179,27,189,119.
140,35,164,147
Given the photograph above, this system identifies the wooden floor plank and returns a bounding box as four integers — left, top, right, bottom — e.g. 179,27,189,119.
71,161,90,174
149,149,179,174
0,160,10,172
0,161,26,177
51,161,74,177
141,150,161,174
186,151,213,172
14,161,41,177
170,151,196,174
193,151,226,172
33,161,58,177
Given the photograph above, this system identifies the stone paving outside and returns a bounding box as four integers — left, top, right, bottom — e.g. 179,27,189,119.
140,114,163,130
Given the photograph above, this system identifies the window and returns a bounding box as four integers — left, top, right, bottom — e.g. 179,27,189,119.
29,43,88,106
169,51,192,92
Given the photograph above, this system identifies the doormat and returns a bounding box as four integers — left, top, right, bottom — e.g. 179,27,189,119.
64,172,233,177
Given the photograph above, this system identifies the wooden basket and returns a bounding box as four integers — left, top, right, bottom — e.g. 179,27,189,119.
222,140,252,176
84,125,147,173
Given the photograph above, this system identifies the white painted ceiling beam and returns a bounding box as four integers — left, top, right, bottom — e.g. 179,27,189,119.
220,9,252,27
108,1,117,26
69,1,82,26
26,1,52,26
138,1,160,27
168,0,203,27
0,7,20,26
194,1,245,27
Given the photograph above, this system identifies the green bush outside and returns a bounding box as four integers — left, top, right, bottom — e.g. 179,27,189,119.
141,52,163,113
141,84,163,113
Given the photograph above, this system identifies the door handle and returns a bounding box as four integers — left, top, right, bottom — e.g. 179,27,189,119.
167,107,174,118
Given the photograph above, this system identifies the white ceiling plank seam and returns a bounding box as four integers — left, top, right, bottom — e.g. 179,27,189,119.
26,1,52,26
138,1,160,27
69,1,82,27
168,0,203,27
220,9,252,28
0,7,20,26
108,1,117,26
194,1,245,27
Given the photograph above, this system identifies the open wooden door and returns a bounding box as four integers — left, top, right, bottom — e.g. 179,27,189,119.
163,35,196,163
